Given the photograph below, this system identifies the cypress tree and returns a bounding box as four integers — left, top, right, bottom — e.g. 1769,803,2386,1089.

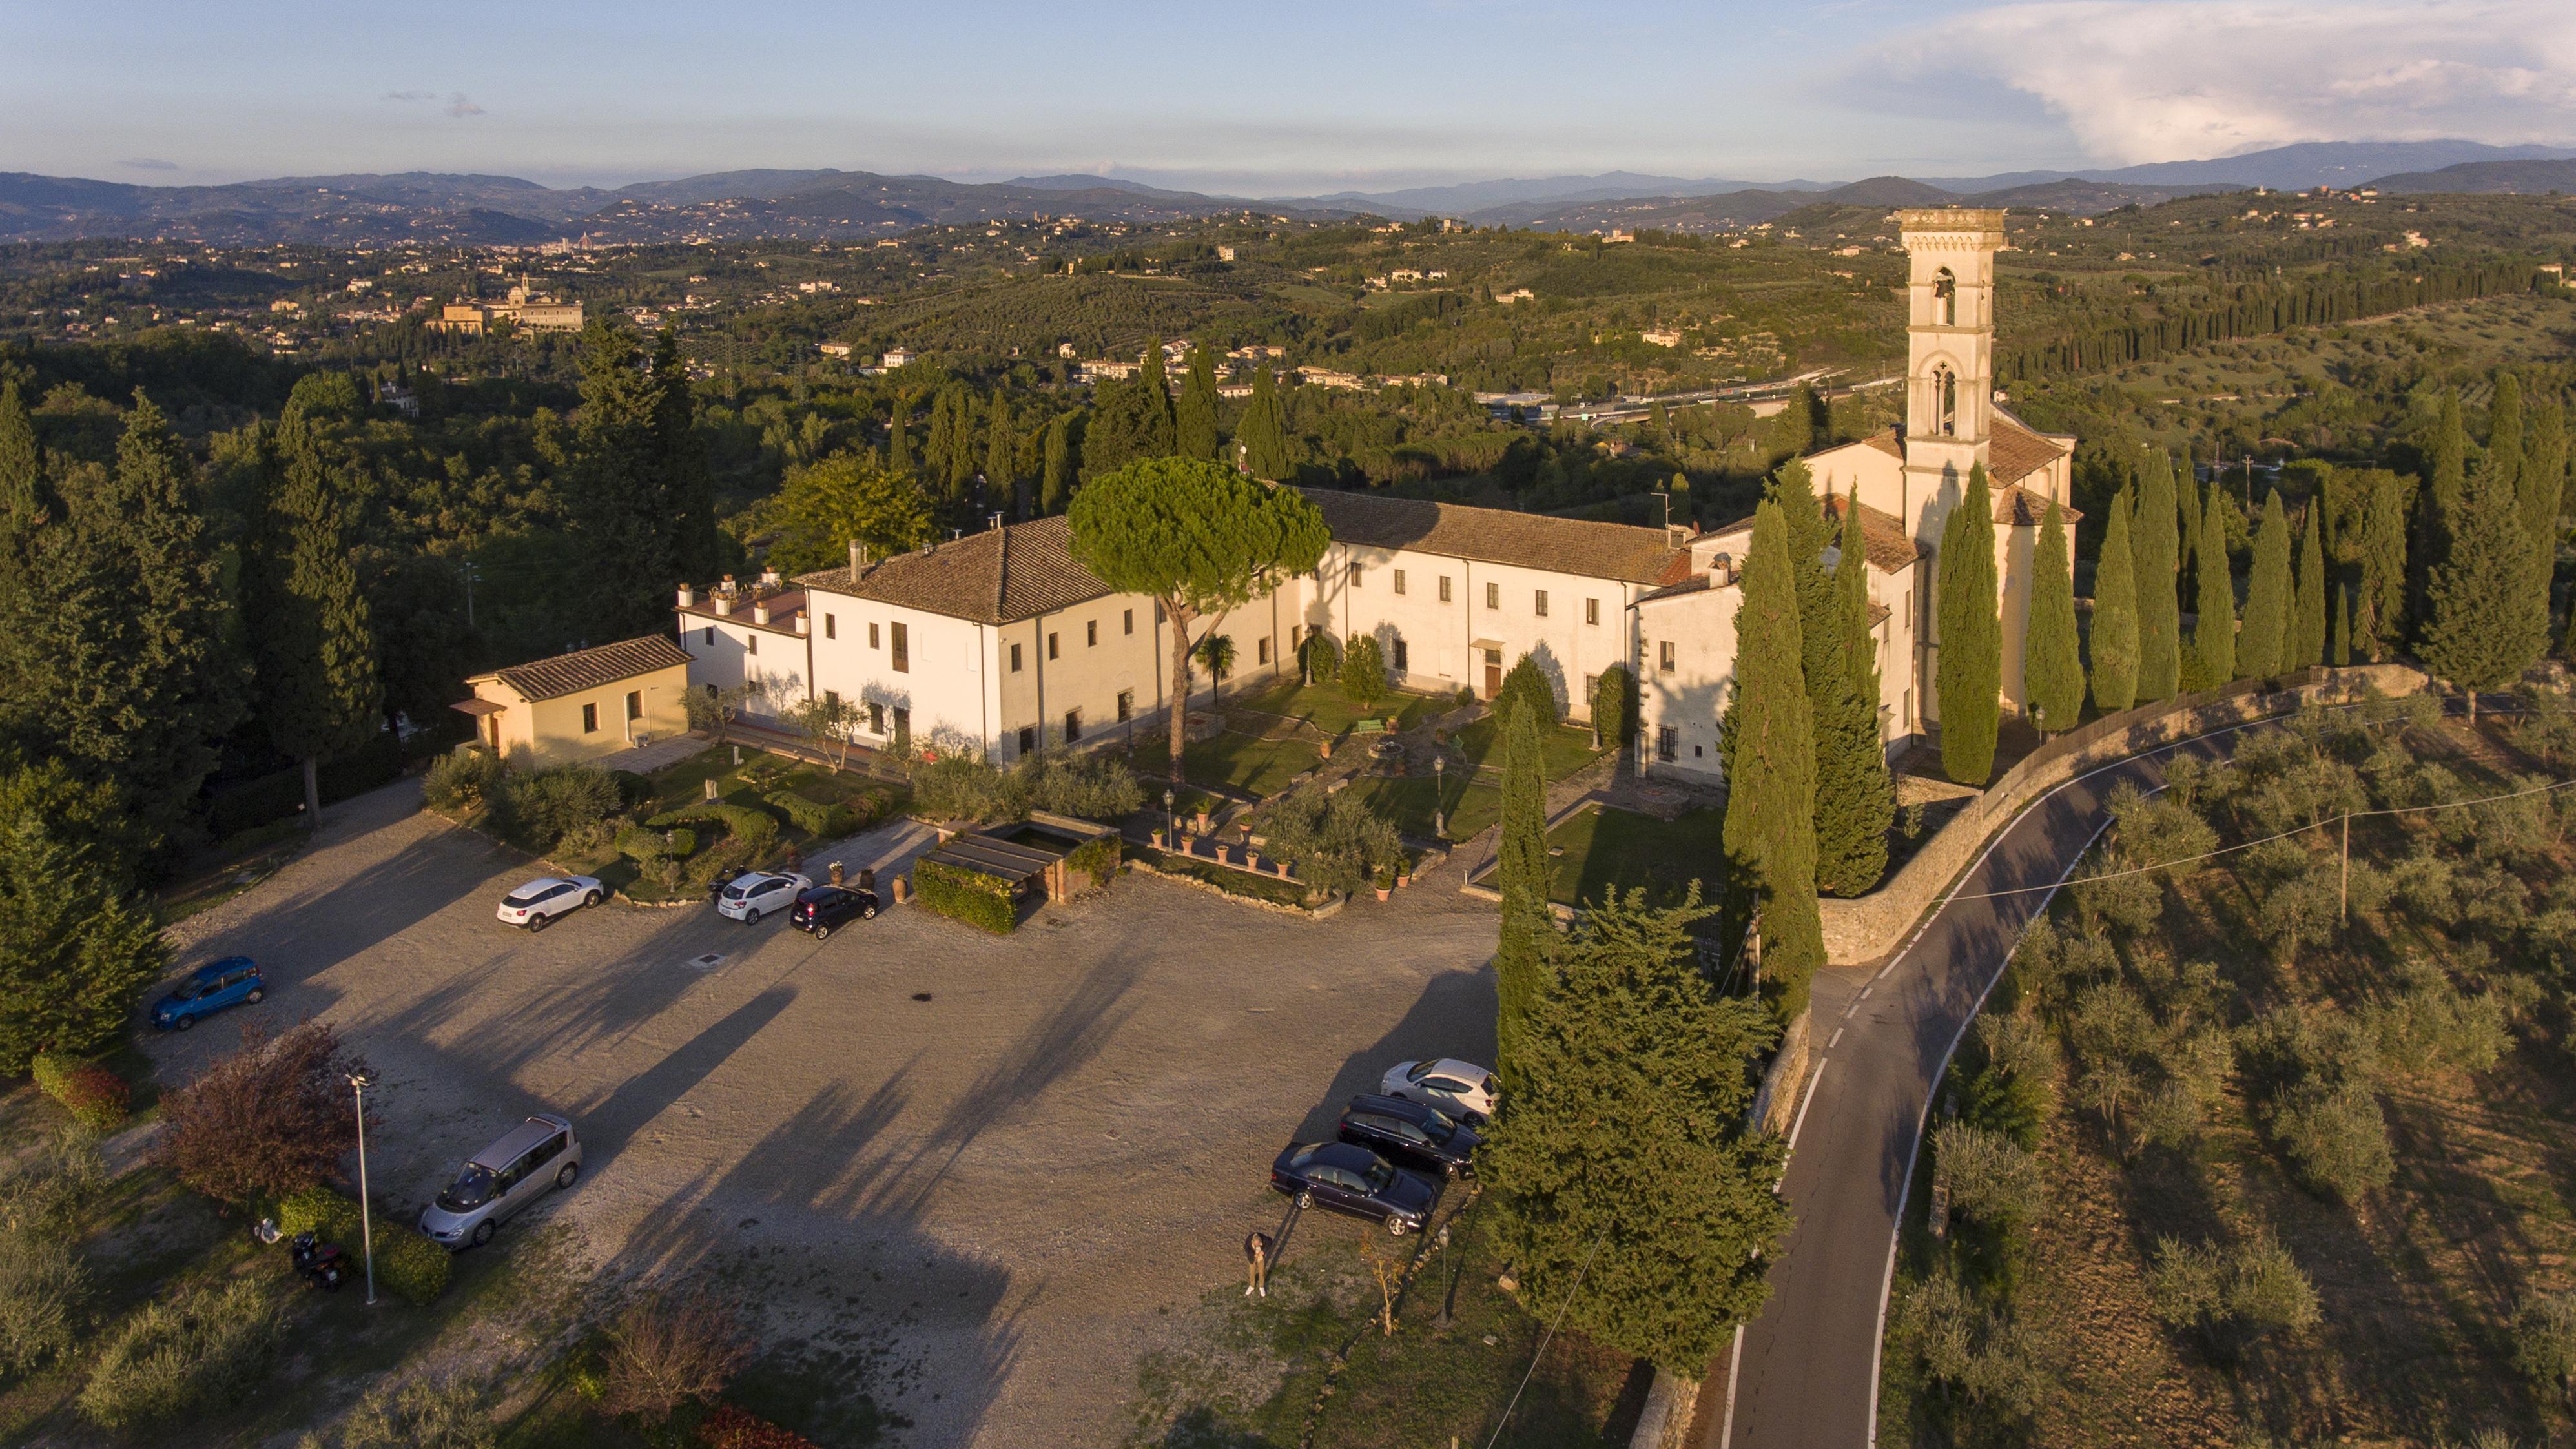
2421,455,2546,721
2354,467,2409,661
1820,489,1891,895
255,407,384,823
566,322,675,636
922,389,955,480
2333,582,2352,667
2176,455,2201,608
2519,396,2566,612
650,329,720,583
0,761,166,1072
2134,450,2182,701
0,385,48,748
2089,484,2140,712
2490,372,2524,502
2412,391,2466,639
2025,497,2084,732
1237,368,1294,480
1724,500,1824,1025
1493,697,1551,1093
1136,344,1177,457
1040,414,1072,515
1935,466,2001,786
0,382,37,537
2293,499,2327,670
982,393,1016,507
942,391,976,501
2195,484,2238,684
1480,887,1790,1374
1175,344,1220,460
887,394,913,475
2238,489,2293,679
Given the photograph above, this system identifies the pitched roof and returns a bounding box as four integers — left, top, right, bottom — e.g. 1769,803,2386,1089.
1994,483,2083,528
1989,407,2073,487
1822,494,1921,571
1297,487,1683,585
677,587,807,635
796,515,1111,625
484,635,692,703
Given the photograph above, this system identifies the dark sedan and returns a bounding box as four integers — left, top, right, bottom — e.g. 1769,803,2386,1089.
789,885,880,939
1270,1141,1439,1235
1336,1094,1481,1179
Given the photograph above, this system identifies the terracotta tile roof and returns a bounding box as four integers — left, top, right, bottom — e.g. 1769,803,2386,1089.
1296,487,1684,586
1860,429,1905,460
484,635,692,703
677,587,807,635
796,515,1112,625
1821,495,1921,572
1989,407,2072,487
1993,484,2083,528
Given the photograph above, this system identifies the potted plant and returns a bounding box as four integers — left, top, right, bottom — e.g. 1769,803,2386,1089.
1374,869,1393,902
1193,805,1213,832
1245,848,1261,870
1151,827,1167,850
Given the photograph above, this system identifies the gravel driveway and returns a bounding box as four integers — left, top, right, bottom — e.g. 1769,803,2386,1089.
151,779,1502,1448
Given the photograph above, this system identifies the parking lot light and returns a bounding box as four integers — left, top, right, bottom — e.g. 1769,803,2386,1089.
1433,755,1447,838
348,1072,377,1306
1164,788,1175,843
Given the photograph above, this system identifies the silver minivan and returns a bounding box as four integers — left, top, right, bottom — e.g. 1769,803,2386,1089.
418,1113,582,1249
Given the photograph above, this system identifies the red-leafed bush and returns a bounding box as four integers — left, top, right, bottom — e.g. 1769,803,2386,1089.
158,1020,367,1205
30,1053,130,1131
698,1405,821,1449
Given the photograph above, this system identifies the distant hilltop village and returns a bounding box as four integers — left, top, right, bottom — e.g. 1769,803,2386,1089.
430,274,584,336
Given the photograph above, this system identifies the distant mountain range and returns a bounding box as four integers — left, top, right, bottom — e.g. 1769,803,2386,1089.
1,139,2569,247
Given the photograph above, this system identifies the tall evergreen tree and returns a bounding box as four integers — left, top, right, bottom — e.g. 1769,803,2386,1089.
1040,414,1073,515
2134,450,2183,701
2195,483,2238,684
2412,391,2467,640
2025,497,2084,732
2238,489,2293,679
650,329,720,583
2519,396,2566,615
0,385,45,739
1236,368,1294,480
2354,467,2409,661
1723,500,1824,1024
0,761,165,1072
942,390,977,502
0,382,37,537
1493,697,1551,1093
1136,344,1177,455
2421,455,2547,721
256,407,384,824
2089,484,2140,712
2175,454,2201,610
1481,887,1790,1374
982,393,1016,510
1175,344,1221,460
564,323,674,637
2333,582,2352,667
2293,499,2327,670
2490,372,2524,502
887,394,913,475
1819,489,1891,896
1935,467,2001,786
1082,364,1177,480
923,389,957,484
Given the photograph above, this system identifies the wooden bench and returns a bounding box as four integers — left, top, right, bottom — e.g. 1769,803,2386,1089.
1349,717,1397,735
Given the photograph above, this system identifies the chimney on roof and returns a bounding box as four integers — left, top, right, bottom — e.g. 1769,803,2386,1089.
759,568,781,590
988,511,1005,531
752,599,770,626
712,591,732,615
676,584,694,608
850,539,868,575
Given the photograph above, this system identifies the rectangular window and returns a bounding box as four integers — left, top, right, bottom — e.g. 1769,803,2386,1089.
1582,673,1598,713
868,701,885,732
703,626,714,645
1392,638,1408,672
1658,725,1678,762
1534,590,1549,618
1087,620,1098,648
1124,608,1134,636
1117,689,1134,722
581,703,599,734
1010,642,1023,673
892,706,909,743
823,689,840,711
1485,581,1499,610
1394,569,1408,595
869,622,880,648
1047,632,1060,661
1348,562,1363,588
1064,708,1082,743
1658,641,1675,674
626,690,643,721
1018,725,1036,756
1585,598,1600,626
891,621,909,673
1257,637,1272,665
747,634,758,656
824,613,837,639
1439,575,1453,603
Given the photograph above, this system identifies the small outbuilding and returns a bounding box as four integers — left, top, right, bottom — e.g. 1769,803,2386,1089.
453,635,694,768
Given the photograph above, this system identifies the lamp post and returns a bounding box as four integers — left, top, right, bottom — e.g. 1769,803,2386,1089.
347,1073,378,1305
1432,755,1447,839
1164,788,1176,847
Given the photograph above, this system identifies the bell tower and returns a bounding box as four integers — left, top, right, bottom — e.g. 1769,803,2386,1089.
1898,208,2005,546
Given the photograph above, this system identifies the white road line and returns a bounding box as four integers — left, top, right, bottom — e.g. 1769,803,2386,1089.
1827,1025,1845,1051
1857,984,1873,1002
1783,1058,1828,1160
1718,1321,1747,1449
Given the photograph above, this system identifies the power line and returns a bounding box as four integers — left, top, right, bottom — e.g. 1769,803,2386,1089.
1483,1222,1613,1449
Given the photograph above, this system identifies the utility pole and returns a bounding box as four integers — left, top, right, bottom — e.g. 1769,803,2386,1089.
460,558,481,631
2339,813,2351,925
348,1073,378,1306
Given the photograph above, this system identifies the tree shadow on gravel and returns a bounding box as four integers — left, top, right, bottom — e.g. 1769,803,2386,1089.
1291,966,1494,1144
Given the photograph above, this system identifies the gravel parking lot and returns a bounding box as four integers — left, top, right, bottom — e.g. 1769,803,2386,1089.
151,779,1501,1448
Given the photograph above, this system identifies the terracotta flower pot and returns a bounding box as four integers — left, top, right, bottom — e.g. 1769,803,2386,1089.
1151,828,1166,849
1194,811,1211,832
1246,852,1261,870
1374,885,1391,901
1396,874,1410,889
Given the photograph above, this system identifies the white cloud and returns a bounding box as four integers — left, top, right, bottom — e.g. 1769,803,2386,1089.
382,89,484,118
116,157,178,171
1892,1,2576,163
444,94,484,118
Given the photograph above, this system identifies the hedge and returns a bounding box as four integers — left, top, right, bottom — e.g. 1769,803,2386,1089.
914,859,1017,934
30,1053,129,1131
1064,834,1120,883
650,801,781,854
616,825,698,862
764,790,858,839
273,1186,452,1304
699,1405,824,1449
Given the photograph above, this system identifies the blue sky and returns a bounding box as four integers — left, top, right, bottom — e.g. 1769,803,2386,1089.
3,0,2569,191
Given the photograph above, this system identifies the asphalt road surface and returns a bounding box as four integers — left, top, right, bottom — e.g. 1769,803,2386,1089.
1700,721,2262,1448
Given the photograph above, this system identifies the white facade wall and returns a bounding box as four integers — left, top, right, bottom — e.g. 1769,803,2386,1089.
1304,542,1645,721
1636,581,1741,781
679,613,807,719
803,595,998,757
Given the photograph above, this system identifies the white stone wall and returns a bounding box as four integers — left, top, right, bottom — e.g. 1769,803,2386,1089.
1635,578,1741,781
1304,542,1643,721
679,614,808,719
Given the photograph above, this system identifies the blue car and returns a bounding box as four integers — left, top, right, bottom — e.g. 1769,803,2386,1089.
152,957,265,1032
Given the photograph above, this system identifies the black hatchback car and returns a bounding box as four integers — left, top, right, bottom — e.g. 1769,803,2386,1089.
1336,1094,1481,1179
789,885,880,939
1270,1141,1439,1235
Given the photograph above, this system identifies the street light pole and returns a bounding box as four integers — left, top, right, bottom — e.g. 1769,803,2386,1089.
1432,755,1447,839
349,1073,378,1306
1164,788,1175,848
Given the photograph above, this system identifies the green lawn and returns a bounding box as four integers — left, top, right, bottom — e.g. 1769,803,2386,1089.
1540,805,1729,907
1448,715,1610,781
1135,728,1322,800
1345,773,1503,843
561,748,902,901
1222,677,1447,739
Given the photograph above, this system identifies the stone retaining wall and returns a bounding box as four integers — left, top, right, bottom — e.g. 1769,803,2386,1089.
1817,663,2427,965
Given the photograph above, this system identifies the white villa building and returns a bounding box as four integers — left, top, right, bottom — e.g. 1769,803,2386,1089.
671,208,2076,785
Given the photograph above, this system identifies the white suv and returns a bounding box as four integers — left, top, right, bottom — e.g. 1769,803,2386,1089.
717,871,811,925
496,876,603,930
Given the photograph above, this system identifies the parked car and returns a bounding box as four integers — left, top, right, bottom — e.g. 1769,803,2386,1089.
1337,1093,1481,1179
1271,1141,1439,1235
418,1114,582,1250
1381,1058,1498,1124
150,956,265,1033
716,871,812,925
495,876,603,930
790,885,880,939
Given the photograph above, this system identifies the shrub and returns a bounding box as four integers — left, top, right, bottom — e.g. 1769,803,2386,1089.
2147,1235,2320,1361
1252,785,1404,899
617,825,698,863
914,859,1016,934
1959,1016,2058,1148
1064,833,1120,883
304,1371,495,1449
0,1132,105,1240
764,791,856,839
650,803,781,857
1897,1264,2050,1415
2265,1079,2394,1201
77,1277,287,1429
422,749,506,816
911,753,1018,823
2514,1288,2576,1415
160,1020,366,1206
1498,653,1562,727
1591,663,1636,746
499,765,622,852
1017,750,1144,819
599,1290,750,1423
0,1233,87,1375
1339,633,1387,709
699,1404,823,1449
273,1187,449,1305
30,1053,129,1131
1932,1121,2041,1226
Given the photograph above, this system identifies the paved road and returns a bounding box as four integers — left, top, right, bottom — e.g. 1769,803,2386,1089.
1700,723,2256,1448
